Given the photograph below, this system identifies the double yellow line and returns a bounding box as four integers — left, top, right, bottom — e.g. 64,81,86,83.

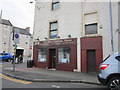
0,74,32,84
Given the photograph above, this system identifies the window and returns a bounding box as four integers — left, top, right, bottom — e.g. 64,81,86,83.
4,25,9,30
50,21,58,39
52,0,60,10
58,47,70,63
38,48,46,62
115,56,120,61
85,23,98,35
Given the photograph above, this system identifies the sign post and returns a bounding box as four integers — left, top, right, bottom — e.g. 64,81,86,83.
13,28,20,72
13,44,17,72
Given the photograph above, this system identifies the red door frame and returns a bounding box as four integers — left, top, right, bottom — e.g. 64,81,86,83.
81,36,103,72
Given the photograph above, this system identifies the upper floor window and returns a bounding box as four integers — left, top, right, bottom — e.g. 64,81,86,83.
52,0,60,10
50,21,58,39
85,23,98,35
3,25,9,30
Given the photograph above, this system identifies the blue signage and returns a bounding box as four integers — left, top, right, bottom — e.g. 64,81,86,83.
15,34,19,39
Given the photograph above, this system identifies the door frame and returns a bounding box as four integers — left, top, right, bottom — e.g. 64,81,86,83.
87,50,96,72
48,48,56,69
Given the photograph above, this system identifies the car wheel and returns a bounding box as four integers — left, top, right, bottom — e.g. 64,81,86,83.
7,58,11,62
108,76,120,90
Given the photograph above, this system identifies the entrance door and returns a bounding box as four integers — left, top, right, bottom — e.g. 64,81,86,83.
49,49,56,68
87,50,96,72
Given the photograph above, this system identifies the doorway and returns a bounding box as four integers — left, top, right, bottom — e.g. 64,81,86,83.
49,49,56,69
87,50,96,72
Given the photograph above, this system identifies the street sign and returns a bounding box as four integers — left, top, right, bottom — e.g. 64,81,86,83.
14,28,20,44
15,34,19,39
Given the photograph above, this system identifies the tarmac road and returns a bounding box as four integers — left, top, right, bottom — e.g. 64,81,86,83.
2,77,107,88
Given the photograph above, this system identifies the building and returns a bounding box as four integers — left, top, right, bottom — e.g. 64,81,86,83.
0,19,13,53
13,27,33,61
33,0,119,72
0,18,33,61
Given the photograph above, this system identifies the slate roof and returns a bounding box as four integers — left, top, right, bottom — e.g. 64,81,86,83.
13,27,31,36
0,19,12,26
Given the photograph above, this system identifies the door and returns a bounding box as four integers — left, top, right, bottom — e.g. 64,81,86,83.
87,50,96,72
49,49,56,68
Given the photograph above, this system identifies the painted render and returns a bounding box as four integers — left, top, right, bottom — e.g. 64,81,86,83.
33,1,119,72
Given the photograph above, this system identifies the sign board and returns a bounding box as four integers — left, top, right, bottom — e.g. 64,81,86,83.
14,28,20,44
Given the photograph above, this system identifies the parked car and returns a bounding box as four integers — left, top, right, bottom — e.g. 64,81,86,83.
98,53,120,90
0,53,13,62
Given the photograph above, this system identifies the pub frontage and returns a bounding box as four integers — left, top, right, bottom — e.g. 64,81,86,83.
33,38,77,71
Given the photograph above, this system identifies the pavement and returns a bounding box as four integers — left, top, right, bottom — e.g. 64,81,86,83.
2,62,101,85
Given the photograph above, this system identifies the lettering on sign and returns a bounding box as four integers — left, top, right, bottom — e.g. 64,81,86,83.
34,39,76,46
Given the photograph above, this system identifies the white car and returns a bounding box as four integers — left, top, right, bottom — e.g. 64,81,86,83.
98,53,120,90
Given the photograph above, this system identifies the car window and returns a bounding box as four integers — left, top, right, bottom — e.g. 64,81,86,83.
115,56,120,61
3,54,8,55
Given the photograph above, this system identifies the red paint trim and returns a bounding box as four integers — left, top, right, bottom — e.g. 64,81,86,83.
33,38,77,71
81,36,103,72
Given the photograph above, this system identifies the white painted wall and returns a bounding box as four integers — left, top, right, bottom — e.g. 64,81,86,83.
33,1,119,72
0,23,2,53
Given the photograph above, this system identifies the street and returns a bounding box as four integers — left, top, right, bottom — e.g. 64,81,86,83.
2,78,106,88
1,61,107,89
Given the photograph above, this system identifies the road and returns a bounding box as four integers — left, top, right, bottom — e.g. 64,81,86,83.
1,61,107,89
1,76,107,88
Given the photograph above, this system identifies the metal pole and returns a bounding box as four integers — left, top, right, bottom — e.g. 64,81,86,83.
109,0,114,53
13,44,17,72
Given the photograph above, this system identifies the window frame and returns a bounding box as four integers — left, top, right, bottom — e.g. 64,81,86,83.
58,47,71,63
52,0,60,10
85,23,98,35
49,21,58,39
37,48,47,62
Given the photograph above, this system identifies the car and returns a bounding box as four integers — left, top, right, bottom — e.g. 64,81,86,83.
0,53,13,62
98,53,120,90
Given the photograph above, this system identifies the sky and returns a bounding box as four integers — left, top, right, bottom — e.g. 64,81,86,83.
0,0,35,34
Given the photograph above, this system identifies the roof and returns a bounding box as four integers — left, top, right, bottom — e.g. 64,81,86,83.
0,19,12,26
13,27,31,36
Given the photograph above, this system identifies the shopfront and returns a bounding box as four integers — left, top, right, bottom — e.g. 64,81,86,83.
33,38,77,71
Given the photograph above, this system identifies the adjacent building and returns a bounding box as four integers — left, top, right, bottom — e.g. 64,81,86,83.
0,19,13,53
0,18,32,61
33,0,119,72
13,27,33,61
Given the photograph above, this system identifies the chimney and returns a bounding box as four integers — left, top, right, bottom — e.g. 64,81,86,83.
25,27,30,32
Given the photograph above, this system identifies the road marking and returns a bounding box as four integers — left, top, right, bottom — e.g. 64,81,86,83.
0,74,32,84
51,85,60,88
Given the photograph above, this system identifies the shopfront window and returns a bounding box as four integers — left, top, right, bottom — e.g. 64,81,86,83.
38,48,46,62
58,47,70,63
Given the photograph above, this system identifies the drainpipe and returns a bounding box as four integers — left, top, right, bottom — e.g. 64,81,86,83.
109,0,114,53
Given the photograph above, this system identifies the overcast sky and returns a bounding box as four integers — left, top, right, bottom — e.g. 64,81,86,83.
0,0,35,33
